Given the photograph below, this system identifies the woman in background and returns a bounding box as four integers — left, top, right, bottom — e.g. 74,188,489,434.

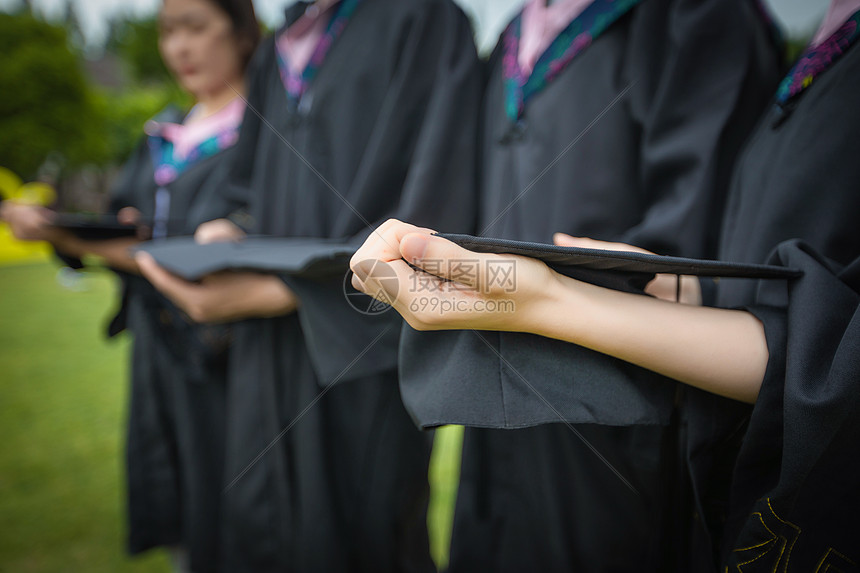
135,0,483,570
2,1,259,570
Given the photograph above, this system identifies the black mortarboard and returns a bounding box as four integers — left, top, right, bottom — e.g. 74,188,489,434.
52,213,142,240
436,234,800,291
136,236,354,281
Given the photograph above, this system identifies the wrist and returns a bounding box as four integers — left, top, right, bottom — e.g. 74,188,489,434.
257,275,298,317
514,270,584,340
51,231,82,256
232,274,297,320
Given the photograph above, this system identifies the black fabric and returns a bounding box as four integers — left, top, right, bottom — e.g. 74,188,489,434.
721,241,860,571
685,39,860,568
105,110,241,572
136,236,354,281
400,328,678,429
450,423,679,571
210,0,482,570
395,0,782,571
124,282,228,568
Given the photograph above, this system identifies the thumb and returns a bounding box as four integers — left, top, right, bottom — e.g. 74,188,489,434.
400,234,505,292
135,251,175,290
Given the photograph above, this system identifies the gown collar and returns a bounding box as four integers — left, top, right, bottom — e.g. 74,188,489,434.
518,0,596,77
502,0,643,123
146,98,245,187
775,6,860,106
812,0,860,46
275,0,363,106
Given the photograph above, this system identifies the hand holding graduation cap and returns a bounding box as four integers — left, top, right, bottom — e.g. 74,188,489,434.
350,219,561,334
351,219,770,404
1,201,142,272
0,201,83,258
1,201,61,242
136,248,298,324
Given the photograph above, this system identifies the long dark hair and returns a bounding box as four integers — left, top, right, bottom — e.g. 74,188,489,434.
208,0,261,69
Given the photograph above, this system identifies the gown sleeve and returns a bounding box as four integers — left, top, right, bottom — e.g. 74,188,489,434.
621,0,781,258
282,0,483,386
52,137,151,271
107,138,152,214
724,240,860,570
89,138,152,335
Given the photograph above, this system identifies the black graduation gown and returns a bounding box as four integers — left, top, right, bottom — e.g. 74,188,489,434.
213,1,481,571
396,0,781,571
688,38,860,570
725,242,860,572
107,108,242,573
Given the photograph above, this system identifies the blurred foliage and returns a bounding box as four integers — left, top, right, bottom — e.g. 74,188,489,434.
0,10,189,183
0,13,106,180
106,17,171,86
92,85,184,170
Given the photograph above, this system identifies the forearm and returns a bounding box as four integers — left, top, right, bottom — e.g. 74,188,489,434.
354,224,769,403
53,235,141,274
529,275,768,403
212,275,298,322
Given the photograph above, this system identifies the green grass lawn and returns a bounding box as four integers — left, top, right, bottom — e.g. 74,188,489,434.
0,261,461,572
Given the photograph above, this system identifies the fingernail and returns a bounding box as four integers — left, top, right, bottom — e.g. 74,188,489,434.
401,234,429,263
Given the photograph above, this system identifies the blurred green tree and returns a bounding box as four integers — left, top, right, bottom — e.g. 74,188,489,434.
106,16,172,86
0,8,192,188
0,13,107,180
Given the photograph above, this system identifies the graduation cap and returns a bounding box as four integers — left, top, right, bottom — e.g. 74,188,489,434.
135,236,355,281
400,234,802,431
52,213,144,240
436,233,801,291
